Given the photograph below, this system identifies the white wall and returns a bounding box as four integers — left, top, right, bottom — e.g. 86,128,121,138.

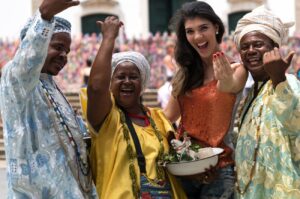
0,1,32,39
267,0,295,35
118,0,149,39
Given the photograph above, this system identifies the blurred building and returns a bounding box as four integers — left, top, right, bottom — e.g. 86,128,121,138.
227,0,264,33
31,0,297,38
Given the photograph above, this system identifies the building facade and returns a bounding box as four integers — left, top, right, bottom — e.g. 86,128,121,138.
31,0,297,38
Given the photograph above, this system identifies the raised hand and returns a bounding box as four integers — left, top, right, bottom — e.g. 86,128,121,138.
96,16,123,40
39,0,80,21
263,47,295,87
213,52,234,82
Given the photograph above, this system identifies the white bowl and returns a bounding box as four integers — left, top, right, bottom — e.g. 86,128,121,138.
166,147,224,176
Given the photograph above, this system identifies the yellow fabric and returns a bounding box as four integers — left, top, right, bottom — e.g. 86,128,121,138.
79,88,88,120
80,88,187,199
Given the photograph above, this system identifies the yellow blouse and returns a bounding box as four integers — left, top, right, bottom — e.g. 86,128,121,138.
80,88,187,199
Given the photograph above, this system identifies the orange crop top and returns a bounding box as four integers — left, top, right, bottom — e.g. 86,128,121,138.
178,80,236,168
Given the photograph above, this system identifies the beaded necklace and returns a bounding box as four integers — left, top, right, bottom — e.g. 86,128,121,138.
118,105,166,199
234,81,267,195
40,80,91,192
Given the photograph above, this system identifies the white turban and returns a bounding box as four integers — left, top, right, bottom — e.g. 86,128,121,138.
234,5,294,49
112,51,150,92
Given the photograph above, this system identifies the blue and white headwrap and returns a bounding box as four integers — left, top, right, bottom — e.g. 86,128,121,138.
112,51,151,93
20,14,71,40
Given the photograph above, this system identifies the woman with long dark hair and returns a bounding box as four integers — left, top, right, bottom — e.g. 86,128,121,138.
164,1,247,198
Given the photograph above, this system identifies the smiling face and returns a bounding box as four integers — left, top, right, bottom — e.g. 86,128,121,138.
239,31,276,81
41,32,71,76
184,17,219,59
110,61,142,110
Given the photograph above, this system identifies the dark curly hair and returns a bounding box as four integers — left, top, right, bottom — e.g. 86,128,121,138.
170,1,225,97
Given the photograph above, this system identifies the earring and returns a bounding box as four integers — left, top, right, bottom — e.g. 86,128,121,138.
216,31,219,35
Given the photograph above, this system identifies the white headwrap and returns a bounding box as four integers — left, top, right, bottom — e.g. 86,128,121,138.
112,51,150,92
234,5,294,49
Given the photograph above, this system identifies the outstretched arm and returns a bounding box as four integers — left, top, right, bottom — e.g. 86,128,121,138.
164,95,181,123
87,16,123,131
39,0,79,21
213,52,247,94
2,0,79,96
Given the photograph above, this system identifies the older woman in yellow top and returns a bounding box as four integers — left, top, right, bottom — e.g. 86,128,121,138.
80,16,186,199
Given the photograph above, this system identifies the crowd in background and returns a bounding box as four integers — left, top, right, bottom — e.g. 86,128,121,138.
1,32,300,92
